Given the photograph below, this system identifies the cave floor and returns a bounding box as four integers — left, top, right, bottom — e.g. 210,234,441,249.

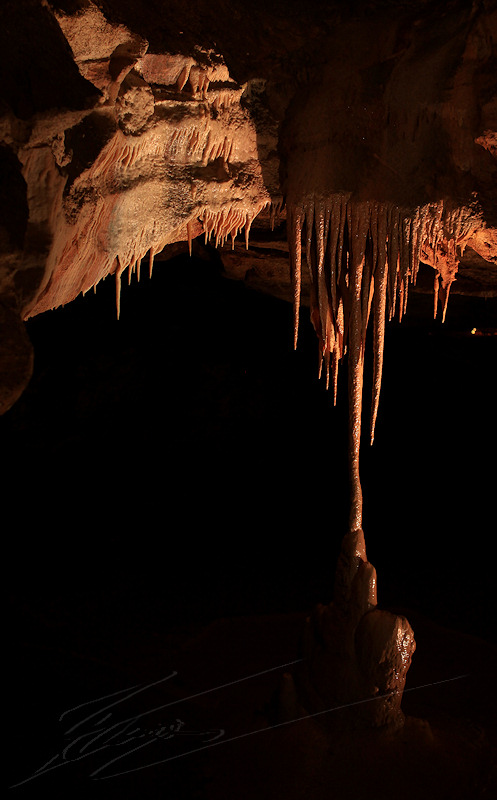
7,599,497,800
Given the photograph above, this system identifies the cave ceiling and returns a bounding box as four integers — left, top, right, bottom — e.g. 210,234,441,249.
0,0,496,429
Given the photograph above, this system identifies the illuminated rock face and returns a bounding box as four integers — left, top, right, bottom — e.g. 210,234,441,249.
17,6,272,321
1,0,496,415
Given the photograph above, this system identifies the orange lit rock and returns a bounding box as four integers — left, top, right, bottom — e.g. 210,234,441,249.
1,1,495,341
0,1,495,494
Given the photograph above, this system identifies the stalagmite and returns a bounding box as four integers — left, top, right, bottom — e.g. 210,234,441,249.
288,194,476,531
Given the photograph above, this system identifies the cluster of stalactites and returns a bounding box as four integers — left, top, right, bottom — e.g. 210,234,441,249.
35,120,272,318
289,195,473,436
199,200,271,251
288,194,473,531
113,199,272,318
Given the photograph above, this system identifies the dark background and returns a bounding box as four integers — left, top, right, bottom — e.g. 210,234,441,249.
3,249,496,639
4,247,496,798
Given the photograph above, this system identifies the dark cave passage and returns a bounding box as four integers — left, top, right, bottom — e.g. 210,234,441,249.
3,254,496,640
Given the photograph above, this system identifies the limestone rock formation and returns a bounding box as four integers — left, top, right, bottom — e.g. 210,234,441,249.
0,0,496,735
0,0,496,416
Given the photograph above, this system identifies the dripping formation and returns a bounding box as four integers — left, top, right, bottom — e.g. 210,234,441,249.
114,198,271,318
288,194,477,531
20,40,272,321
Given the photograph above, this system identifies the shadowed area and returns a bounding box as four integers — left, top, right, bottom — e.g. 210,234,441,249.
4,257,496,798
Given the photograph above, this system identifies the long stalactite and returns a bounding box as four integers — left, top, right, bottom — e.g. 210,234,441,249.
288,194,477,531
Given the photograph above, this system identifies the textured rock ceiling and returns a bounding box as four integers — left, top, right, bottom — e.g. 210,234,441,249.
0,0,496,502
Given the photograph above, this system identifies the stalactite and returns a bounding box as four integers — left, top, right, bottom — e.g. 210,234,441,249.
288,205,303,351
187,221,193,256
370,203,388,445
288,193,475,531
200,200,270,251
346,203,369,532
270,198,284,230
85,131,161,182
115,256,125,320
176,62,191,93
